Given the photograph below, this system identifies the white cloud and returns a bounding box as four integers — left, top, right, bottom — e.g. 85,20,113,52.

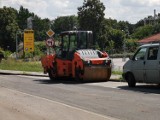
119,0,160,7
103,0,160,23
1,0,160,24
54,0,69,8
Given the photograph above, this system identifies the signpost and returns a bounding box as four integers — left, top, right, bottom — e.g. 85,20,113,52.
46,38,55,47
24,30,34,52
46,29,55,38
46,29,55,55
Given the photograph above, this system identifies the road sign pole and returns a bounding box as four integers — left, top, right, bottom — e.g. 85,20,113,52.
16,32,18,60
16,30,22,60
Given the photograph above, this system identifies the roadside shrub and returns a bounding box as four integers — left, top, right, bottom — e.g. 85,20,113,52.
110,53,134,58
20,42,46,60
34,42,46,57
3,50,12,59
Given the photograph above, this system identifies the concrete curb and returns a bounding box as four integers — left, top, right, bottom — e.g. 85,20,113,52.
0,70,121,81
0,70,48,77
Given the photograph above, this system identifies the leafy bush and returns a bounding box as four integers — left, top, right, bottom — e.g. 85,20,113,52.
0,48,4,57
109,53,134,58
125,39,138,52
34,42,46,57
3,50,12,59
21,42,46,60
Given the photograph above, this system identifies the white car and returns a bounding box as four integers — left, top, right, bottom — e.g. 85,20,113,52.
123,43,160,87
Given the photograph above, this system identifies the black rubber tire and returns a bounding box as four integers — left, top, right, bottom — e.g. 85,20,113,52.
48,70,56,81
127,73,136,87
75,68,83,82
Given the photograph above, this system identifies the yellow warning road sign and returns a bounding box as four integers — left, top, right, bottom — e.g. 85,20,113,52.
46,29,55,37
24,30,34,52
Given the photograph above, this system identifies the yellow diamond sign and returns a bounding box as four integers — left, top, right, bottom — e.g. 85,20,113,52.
46,29,55,37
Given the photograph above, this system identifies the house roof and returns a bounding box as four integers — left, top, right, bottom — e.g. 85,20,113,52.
138,33,160,44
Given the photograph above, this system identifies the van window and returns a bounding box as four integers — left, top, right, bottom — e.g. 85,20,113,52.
147,47,159,60
134,47,147,60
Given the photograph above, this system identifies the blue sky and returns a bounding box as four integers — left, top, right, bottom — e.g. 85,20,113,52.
1,0,160,24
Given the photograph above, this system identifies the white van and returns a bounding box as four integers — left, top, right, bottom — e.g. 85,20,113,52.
122,43,160,87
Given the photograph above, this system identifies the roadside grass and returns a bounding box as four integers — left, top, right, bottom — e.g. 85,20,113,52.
0,58,43,72
111,70,123,81
0,58,123,77
112,70,122,75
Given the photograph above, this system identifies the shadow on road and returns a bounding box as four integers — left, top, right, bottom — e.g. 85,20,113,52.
33,78,105,85
33,79,79,84
118,84,160,94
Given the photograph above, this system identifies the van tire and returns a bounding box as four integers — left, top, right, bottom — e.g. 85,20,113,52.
127,73,136,87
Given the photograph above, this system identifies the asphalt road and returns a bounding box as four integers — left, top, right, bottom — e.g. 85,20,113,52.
0,74,160,120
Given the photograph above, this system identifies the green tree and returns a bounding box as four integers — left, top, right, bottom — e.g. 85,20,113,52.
97,21,108,50
117,21,134,36
52,15,78,34
132,25,153,39
0,7,19,51
78,0,105,49
135,19,144,28
17,6,51,41
104,18,118,29
108,29,124,52
152,24,160,34
17,6,34,30
18,6,54,41
33,16,50,41
125,39,138,52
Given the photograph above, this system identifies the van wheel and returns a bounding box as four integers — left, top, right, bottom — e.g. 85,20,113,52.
127,73,136,87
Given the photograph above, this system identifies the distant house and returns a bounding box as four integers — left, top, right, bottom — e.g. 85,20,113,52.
138,33,160,44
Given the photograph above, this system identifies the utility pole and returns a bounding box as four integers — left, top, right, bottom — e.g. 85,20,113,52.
16,30,22,60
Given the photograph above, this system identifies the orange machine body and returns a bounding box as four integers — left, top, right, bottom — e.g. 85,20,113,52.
41,31,112,81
